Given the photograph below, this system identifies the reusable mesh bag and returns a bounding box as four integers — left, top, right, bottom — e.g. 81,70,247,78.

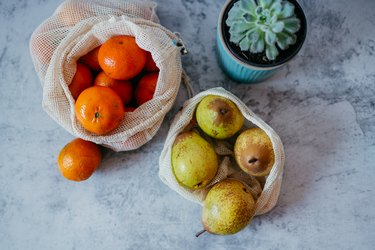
159,87,285,216
30,0,185,151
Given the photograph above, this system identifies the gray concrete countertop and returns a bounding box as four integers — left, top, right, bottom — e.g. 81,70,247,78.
1,0,374,249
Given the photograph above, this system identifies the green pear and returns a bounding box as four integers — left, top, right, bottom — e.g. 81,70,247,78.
172,131,218,190
198,179,255,236
196,95,244,139
234,128,275,177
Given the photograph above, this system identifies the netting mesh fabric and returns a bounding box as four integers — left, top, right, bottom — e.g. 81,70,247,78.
159,88,285,216
30,0,183,151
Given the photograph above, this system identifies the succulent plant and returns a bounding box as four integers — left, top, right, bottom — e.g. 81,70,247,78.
226,0,301,61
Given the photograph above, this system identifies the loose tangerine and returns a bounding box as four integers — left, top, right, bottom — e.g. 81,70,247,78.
80,46,101,71
75,86,125,135
94,71,133,106
57,138,101,182
98,35,147,80
68,63,93,100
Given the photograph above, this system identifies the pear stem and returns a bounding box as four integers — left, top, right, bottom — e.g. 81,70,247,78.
195,229,207,237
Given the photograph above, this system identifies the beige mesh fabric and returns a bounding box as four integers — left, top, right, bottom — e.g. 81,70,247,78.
30,0,183,151
159,87,285,216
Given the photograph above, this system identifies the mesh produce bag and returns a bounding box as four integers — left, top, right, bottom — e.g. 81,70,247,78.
159,87,285,216
30,0,185,151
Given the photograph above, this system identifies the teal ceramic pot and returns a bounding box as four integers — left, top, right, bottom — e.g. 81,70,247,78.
217,0,307,83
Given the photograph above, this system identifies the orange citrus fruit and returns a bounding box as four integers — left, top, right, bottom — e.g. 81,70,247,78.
144,52,159,72
57,138,101,181
80,46,101,71
68,63,93,100
98,35,147,80
94,71,133,106
124,107,136,112
135,72,158,105
75,86,125,135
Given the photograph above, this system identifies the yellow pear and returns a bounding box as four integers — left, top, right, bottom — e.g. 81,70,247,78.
172,131,218,190
196,95,244,139
197,179,255,236
234,128,275,176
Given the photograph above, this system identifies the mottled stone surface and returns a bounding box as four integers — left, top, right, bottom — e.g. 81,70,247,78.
1,0,374,249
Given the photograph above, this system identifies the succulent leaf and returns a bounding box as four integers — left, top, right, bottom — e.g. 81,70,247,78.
265,30,276,45
248,29,260,43
275,31,289,49
272,21,285,33
239,35,251,51
231,22,254,33
283,17,301,33
229,29,247,44
270,14,278,25
270,0,282,13
266,43,279,60
226,0,301,60
277,31,297,49
250,36,265,53
259,0,272,8
279,1,295,18
243,13,256,22
240,0,257,15
255,6,263,15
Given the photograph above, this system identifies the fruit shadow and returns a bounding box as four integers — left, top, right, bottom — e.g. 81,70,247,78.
97,110,179,174
95,141,158,174
231,83,347,219
94,84,190,174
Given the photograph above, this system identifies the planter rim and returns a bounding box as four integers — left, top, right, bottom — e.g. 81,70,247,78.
218,0,307,70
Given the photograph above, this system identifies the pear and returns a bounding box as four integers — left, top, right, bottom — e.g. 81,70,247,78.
196,95,244,139
234,128,275,177
197,179,255,236
172,131,218,190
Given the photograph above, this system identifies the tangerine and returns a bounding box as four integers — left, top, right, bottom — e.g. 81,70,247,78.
124,107,136,112
80,46,101,71
94,71,133,106
144,52,159,72
135,72,159,105
75,86,125,135
57,138,101,182
68,63,93,100
98,35,147,80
